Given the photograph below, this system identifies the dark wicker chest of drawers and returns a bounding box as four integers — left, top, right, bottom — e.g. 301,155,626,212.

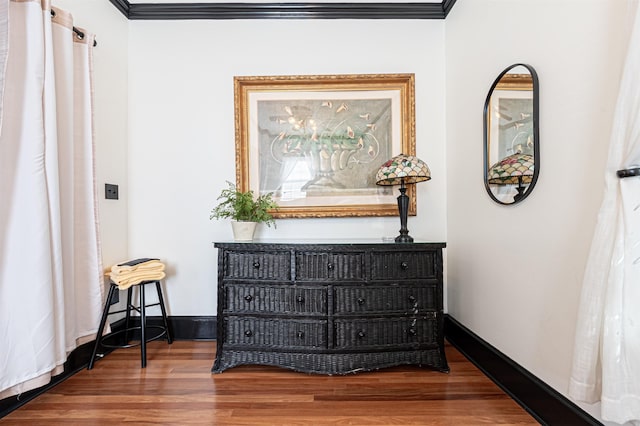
212,241,448,375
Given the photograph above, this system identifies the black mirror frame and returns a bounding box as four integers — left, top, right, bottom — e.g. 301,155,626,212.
483,63,540,205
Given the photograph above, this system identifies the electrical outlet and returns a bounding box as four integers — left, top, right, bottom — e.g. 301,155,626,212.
105,183,119,200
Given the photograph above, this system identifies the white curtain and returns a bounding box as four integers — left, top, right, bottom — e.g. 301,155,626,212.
0,0,104,399
569,1,640,424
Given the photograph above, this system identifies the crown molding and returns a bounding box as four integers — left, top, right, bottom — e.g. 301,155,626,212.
109,0,131,17
108,0,457,20
442,0,456,16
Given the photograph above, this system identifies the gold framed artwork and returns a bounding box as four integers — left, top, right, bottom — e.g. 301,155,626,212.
234,73,416,218
487,73,534,168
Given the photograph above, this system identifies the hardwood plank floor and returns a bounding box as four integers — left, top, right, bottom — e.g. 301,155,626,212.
2,341,539,425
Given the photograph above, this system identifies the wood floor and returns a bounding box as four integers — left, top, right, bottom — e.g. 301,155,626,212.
2,341,539,425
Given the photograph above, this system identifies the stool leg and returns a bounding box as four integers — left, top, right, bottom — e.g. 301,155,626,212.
124,287,133,345
140,282,147,368
88,283,118,370
155,281,173,344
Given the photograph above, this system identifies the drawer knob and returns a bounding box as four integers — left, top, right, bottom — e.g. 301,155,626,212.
400,261,409,270
296,295,305,303
244,330,253,337
357,297,365,305
297,331,305,339
327,262,334,271
253,261,260,269
407,328,417,336
357,330,366,339
244,294,253,302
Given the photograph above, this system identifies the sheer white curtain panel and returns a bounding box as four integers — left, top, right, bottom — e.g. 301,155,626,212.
569,1,640,424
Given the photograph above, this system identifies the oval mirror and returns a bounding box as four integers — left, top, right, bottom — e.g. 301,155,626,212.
483,63,539,205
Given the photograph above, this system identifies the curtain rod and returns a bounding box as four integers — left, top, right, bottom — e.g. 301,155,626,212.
617,167,640,179
50,9,98,47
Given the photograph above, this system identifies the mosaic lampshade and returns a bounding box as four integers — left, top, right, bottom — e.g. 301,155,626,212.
375,154,431,186
488,153,534,185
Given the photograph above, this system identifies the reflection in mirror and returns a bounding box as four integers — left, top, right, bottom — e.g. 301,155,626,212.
483,64,539,205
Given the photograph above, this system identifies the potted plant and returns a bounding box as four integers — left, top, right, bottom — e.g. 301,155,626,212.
210,181,278,241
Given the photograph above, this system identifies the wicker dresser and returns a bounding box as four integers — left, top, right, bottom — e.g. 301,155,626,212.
212,241,448,375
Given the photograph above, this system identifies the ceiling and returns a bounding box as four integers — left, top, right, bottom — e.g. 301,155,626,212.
108,0,457,20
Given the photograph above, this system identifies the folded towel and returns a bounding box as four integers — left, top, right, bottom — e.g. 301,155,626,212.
109,258,166,290
110,271,166,290
111,258,165,275
117,258,159,267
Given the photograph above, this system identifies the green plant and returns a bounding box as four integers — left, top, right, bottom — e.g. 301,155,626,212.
210,181,278,228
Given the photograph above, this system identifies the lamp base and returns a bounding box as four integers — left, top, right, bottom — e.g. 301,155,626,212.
395,181,413,244
395,234,414,243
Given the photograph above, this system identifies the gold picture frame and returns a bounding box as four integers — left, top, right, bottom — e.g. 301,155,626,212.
234,73,416,219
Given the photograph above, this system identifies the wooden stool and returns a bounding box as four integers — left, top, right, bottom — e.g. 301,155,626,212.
88,279,172,369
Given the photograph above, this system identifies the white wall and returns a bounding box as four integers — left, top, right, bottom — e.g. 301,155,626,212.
127,19,447,316
445,0,633,423
52,0,129,269
46,1,635,423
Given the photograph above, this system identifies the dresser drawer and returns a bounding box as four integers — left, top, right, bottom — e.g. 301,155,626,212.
223,250,291,280
333,285,436,314
225,284,327,315
295,251,365,281
224,317,328,349
334,316,437,349
370,251,437,280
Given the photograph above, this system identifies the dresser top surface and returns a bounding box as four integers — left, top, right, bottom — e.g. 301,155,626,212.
214,239,446,250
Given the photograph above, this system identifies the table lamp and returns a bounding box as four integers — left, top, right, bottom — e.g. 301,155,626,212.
375,153,431,243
